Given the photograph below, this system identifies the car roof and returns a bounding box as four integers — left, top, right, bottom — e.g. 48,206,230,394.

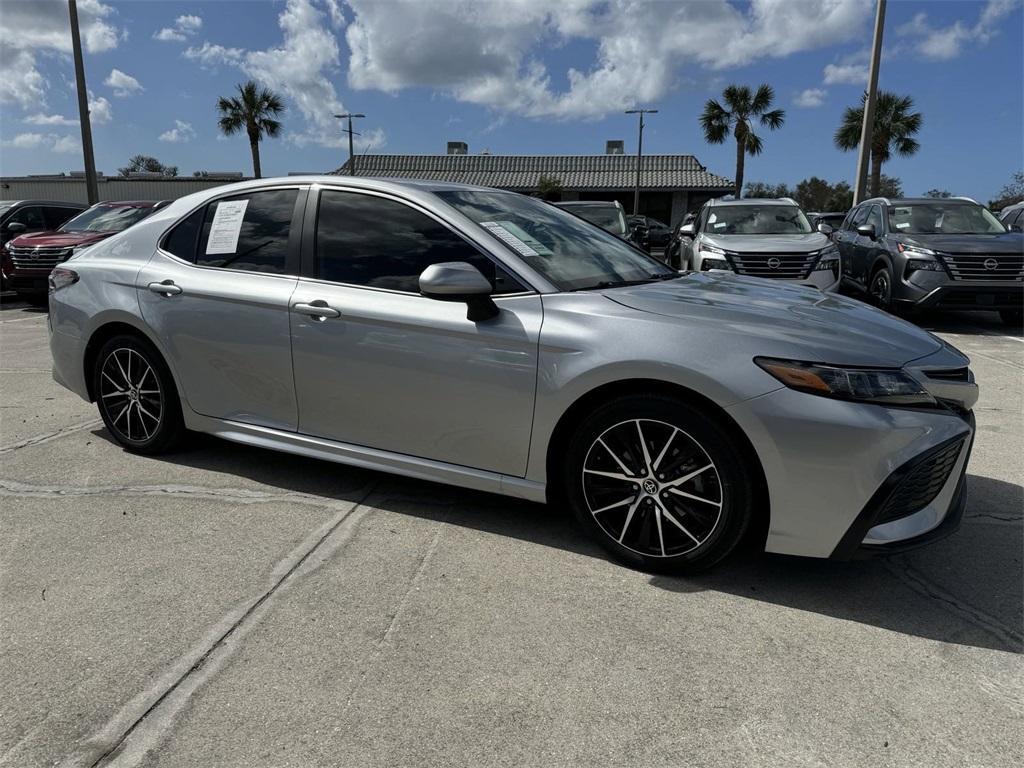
707,197,797,207
862,197,980,206
0,199,87,207
554,200,621,207
89,200,169,207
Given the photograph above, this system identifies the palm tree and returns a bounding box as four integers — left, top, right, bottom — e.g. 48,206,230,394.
700,84,785,198
216,81,285,179
834,91,921,198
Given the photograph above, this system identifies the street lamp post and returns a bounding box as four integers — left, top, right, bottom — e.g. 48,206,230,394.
68,0,98,204
334,113,366,176
625,108,658,216
854,0,886,205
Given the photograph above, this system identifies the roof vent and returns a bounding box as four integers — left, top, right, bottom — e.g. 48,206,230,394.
606,140,625,155
447,141,468,155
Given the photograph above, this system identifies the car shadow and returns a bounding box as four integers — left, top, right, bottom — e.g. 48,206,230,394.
106,430,1023,655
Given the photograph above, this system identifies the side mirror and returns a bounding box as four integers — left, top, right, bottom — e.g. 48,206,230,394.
856,223,876,239
679,223,695,237
4,222,27,234
419,261,499,322
817,223,834,236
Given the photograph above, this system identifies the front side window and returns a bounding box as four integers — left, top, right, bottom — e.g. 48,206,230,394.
437,190,675,292
8,206,45,229
888,203,1007,235
850,206,870,228
704,204,812,235
865,205,883,232
315,190,525,294
44,206,82,229
61,205,153,233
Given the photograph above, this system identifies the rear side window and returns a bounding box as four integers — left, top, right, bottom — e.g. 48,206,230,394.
314,190,525,294
163,189,298,274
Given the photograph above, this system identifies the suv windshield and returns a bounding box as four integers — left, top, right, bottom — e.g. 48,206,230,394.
436,191,674,291
706,204,811,235
888,203,1006,235
558,204,627,236
61,205,153,233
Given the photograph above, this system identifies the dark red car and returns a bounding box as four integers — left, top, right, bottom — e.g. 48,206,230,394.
2,200,169,302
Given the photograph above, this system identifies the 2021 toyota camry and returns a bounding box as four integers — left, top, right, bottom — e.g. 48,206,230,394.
47,177,979,573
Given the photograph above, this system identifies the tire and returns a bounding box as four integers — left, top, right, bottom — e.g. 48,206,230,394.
868,263,894,312
999,309,1023,328
562,394,757,575
92,333,185,455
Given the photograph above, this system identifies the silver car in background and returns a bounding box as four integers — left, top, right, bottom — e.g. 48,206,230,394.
48,177,977,573
680,197,841,291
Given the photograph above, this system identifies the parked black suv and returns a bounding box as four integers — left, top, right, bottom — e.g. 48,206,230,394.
834,197,1024,325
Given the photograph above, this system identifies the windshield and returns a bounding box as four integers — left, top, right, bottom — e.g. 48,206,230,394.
706,205,812,235
888,203,1006,235
558,204,627,236
61,205,153,233
436,190,675,291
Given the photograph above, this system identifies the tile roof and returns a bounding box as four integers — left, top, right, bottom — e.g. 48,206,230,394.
333,154,733,191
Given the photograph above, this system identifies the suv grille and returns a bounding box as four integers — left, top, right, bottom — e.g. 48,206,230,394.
729,252,817,280
7,245,73,270
875,437,965,525
938,253,1024,282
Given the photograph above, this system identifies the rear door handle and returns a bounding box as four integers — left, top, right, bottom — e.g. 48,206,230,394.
147,280,182,296
293,300,341,321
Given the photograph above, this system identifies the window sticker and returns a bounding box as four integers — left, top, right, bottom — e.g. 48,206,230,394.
895,222,910,229
205,199,250,255
480,221,553,257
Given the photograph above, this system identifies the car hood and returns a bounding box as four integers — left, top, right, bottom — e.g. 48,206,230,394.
897,232,1024,254
604,272,942,367
7,230,113,249
701,232,831,253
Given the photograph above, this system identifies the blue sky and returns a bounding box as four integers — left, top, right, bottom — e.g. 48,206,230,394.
1,0,1021,202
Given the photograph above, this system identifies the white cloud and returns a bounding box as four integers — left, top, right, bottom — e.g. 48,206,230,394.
794,88,827,108
183,41,244,68
154,14,202,42
159,119,196,143
823,54,868,85
105,68,143,97
343,0,872,120
898,0,1020,60
24,113,78,126
89,95,112,123
1,132,80,153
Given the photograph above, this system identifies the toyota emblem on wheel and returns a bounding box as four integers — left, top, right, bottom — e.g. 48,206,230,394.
984,258,999,270
767,257,781,269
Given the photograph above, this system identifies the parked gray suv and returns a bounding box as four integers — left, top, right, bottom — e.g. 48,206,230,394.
679,198,840,291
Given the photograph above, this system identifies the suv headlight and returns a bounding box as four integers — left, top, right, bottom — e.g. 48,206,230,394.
897,243,936,258
813,244,840,271
698,244,732,271
754,357,936,406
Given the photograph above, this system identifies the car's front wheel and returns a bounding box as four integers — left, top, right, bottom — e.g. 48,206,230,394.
869,263,894,312
92,334,185,455
563,395,757,574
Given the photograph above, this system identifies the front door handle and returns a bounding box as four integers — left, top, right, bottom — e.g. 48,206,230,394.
148,280,182,297
293,300,341,321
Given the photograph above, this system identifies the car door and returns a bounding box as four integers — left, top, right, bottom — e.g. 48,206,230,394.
288,186,543,476
137,186,306,431
857,205,886,282
2,205,46,245
838,205,870,285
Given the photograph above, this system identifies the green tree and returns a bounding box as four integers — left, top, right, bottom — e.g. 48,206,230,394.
924,189,952,198
989,171,1024,210
744,181,791,199
216,80,285,179
700,84,785,198
118,155,178,177
793,176,833,211
877,174,903,198
834,91,921,198
825,180,854,211
535,175,564,201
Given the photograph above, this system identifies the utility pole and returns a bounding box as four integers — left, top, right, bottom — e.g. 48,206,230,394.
854,0,886,205
625,108,657,215
334,113,365,175
68,0,98,204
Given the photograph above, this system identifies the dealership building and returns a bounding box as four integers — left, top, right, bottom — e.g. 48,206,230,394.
336,141,734,226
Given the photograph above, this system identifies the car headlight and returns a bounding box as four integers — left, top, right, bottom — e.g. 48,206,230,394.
754,357,936,406
905,259,944,273
813,245,840,271
698,245,732,271
897,243,936,258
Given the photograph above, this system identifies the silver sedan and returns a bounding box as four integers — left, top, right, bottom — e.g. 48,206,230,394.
47,177,979,573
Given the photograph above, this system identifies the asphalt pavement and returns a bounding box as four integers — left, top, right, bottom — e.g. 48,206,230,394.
1,293,1021,768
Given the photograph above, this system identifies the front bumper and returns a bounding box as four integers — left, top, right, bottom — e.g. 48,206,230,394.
893,271,1024,311
7,270,50,295
726,387,975,559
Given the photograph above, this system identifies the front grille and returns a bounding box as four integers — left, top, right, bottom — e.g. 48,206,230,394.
729,252,818,279
925,367,970,382
938,253,1024,282
7,245,72,270
875,437,965,525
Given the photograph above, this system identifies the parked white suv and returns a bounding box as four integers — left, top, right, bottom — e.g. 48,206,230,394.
679,198,840,291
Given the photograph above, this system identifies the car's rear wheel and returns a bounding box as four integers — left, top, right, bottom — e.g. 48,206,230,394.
999,309,1023,328
869,263,893,312
563,395,756,574
93,334,184,455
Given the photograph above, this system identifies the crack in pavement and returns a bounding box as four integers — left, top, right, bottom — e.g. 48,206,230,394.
52,481,380,768
0,418,103,454
884,557,1023,651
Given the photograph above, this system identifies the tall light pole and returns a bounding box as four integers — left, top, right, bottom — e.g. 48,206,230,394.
334,113,365,175
68,0,98,204
625,108,657,215
854,0,886,205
